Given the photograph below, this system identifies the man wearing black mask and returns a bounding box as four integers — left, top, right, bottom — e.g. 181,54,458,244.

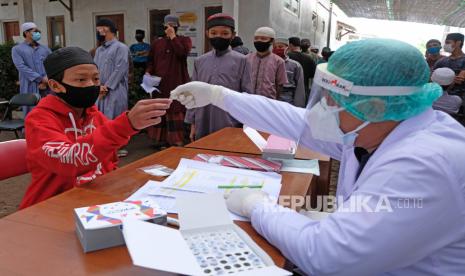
145,14,192,147
246,26,287,100
185,13,252,141
130,29,150,69
287,37,316,103
21,46,171,209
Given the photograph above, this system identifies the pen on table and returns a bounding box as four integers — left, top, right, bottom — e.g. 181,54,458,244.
217,185,263,189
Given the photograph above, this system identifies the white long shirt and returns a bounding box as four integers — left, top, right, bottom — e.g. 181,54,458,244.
223,92,465,275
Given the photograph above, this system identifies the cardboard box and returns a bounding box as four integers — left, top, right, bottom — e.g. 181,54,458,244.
122,194,291,275
74,198,167,253
243,126,296,160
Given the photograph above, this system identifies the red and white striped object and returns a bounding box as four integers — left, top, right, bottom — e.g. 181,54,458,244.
193,154,282,173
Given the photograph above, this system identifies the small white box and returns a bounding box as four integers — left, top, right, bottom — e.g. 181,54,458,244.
74,198,167,253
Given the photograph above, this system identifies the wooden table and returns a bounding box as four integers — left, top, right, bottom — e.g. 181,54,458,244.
187,128,332,207
1,147,313,274
186,127,329,161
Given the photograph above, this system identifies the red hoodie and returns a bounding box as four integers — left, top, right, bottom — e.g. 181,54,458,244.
20,95,138,209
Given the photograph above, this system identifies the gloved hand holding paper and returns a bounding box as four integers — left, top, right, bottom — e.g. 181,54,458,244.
170,81,233,109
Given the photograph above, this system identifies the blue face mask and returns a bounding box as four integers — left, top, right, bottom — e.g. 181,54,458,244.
32,31,41,42
427,46,441,55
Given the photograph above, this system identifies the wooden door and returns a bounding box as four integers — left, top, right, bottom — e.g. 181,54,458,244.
47,16,65,48
3,21,19,43
149,9,171,42
96,14,125,42
204,6,222,53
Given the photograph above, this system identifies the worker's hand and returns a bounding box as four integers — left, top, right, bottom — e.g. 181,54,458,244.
41,76,48,84
189,124,196,142
127,99,172,130
224,189,272,218
170,81,232,109
165,25,176,40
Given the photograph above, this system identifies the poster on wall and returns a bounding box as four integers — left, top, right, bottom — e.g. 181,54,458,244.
176,11,199,58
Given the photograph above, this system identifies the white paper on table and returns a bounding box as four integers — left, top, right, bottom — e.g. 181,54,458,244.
271,159,320,175
127,180,248,220
127,159,282,222
126,181,178,213
161,159,282,193
243,125,267,151
159,159,282,221
122,218,203,275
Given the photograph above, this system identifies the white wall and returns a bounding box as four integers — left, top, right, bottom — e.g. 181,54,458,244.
263,0,349,52
236,0,271,51
1,0,350,53
0,0,20,43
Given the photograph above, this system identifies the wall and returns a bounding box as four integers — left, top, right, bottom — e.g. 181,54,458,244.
0,0,350,53
236,0,271,51
267,0,349,52
0,0,20,42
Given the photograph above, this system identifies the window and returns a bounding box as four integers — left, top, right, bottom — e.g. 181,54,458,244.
284,0,300,16
312,12,318,30
47,16,65,49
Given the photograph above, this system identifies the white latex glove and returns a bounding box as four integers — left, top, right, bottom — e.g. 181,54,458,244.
170,81,232,109
224,189,273,218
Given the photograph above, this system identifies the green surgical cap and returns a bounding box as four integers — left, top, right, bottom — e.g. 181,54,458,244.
327,38,442,122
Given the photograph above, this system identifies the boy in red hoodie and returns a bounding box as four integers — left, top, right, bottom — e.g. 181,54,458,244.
20,47,171,209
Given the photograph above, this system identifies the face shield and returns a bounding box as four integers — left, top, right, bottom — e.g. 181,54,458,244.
298,63,440,146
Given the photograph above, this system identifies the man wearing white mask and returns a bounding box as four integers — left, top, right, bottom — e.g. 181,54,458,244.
12,22,51,115
171,39,465,275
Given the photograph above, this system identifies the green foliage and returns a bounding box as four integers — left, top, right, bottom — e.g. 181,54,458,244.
0,42,19,101
128,66,150,109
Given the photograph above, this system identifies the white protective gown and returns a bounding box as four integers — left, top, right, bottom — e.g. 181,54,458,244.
223,92,465,276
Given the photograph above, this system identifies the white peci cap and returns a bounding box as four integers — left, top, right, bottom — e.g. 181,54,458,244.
21,22,37,33
254,27,276,39
431,67,456,86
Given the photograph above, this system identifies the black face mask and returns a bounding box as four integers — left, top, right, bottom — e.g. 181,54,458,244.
96,33,106,42
210,37,231,51
254,41,272,52
56,82,100,108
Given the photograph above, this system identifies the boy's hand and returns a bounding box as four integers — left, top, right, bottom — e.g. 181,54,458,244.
165,26,176,40
127,99,172,130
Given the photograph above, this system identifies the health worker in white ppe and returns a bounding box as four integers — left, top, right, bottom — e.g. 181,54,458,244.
171,39,465,275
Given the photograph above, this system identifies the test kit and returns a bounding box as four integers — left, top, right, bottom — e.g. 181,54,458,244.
122,193,291,275
74,198,167,253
